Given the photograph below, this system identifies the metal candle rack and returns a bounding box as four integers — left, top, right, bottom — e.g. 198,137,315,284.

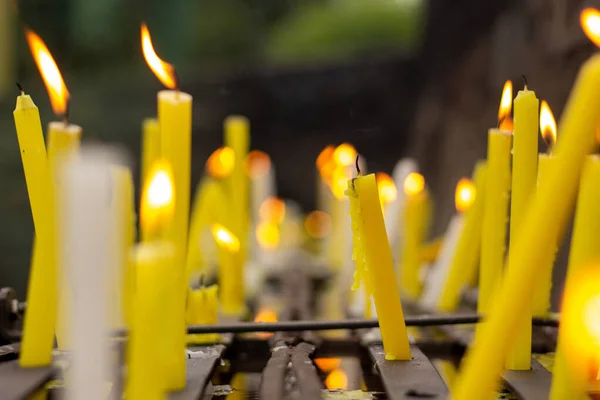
0,266,560,400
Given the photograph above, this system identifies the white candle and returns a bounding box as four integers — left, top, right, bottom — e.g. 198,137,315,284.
386,159,419,257
62,147,118,400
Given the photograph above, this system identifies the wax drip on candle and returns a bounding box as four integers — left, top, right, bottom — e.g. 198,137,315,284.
16,82,24,95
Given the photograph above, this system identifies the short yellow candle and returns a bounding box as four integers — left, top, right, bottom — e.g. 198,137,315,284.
140,118,160,206
347,173,411,360
13,89,56,367
452,53,600,400
211,224,242,314
505,82,539,370
127,242,174,400
400,172,431,298
437,162,486,312
478,129,511,315
186,284,219,344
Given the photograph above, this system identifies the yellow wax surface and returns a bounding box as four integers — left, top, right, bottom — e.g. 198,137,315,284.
128,242,174,400
13,94,56,367
478,130,511,315
550,155,600,400
437,161,487,312
186,285,219,344
400,189,430,298
452,53,600,400
348,174,411,360
506,87,539,370
158,89,192,390
141,118,160,212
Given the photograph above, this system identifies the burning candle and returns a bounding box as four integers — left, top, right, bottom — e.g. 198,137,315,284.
140,117,160,234
400,172,431,298
211,224,242,314
533,100,558,317
452,51,600,400
347,173,411,360
505,78,539,370
387,158,418,251
478,82,513,316
421,171,480,310
247,150,275,225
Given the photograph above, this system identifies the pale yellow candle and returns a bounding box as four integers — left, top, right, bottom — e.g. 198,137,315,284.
505,82,539,370
400,172,430,298
347,174,411,360
452,53,600,400
549,155,600,400
437,162,486,312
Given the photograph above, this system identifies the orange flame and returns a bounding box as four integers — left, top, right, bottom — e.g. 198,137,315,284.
254,308,278,339
314,358,342,372
245,150,271,179
304,211,332,239
498,80,513,131
581,8,600,48
316,145,335,170
376,172,397,205
206,147,235,179
25,29,70,116
455,178,476,213
140,159,175,233
256,221,280,250
141,23,178,89
333,143,357,167
259,197,286,224
540,100,557,148
211,224,240,253
325,369,348,390
403,173,425,196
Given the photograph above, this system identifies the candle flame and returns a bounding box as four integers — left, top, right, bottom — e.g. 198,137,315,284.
256,221,280,250
333,143,357,167
254,308,278,339
376,172,397,205
25,28,70,117
403,173,425,196
455,178,476,213
140,159,175,231
325,369,348,390
245,150,271,179
581,8,600,48
141,22,178,89
259,197,286,224
206,146,235,179
314,358,342,372
540,100,557,147
304,211,332,239
211,224,240,253
498,80,513,131
317,145,336,169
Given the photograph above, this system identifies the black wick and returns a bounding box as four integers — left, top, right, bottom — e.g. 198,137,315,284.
16,83,24,95
522,74,528,90
355,154,361,176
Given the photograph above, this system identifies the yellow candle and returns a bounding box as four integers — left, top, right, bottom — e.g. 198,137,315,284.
437,162,486,312
128,242,174,400
211,224,242,314
549,155,600,400
140,118,160,205
400,173,431,298
13,90,56,367
505,83,539,370
142,24,192,389
347,174,411,360
478,129,511,315
452,53,600,400
186,284,219,344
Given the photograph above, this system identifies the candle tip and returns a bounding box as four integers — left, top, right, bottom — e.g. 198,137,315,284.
16,82,24,95
355,154,361,176
521,74,528,90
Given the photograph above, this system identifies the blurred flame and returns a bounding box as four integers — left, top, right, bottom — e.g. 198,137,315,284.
455,178,476,213
25,29,70,116
540,100,557,147
331,166,351,199
314,358,341,372
256,221,280,250
206,147,234,179
140,159,175,231
211,224,240,253
245,150,271,179
333,143,357,167
581,8,600,48
259,197,286,224
376,172,397,205
305,211,332,239
403,173,425,196
141,23,178,89
498,80,513,131
254,308,277,339
316,145,335,170
325,369,348,390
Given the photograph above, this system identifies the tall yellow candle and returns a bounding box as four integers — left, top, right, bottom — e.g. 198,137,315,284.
347,173,411,360
452,53,600,400
211,224,242,314
478,129,511,315
505,82,539,370
13,88,56,367
128,242,174,400
400,173,430,298
140,117,160,204
142,24,191,389
549,155,600,400
437,162,486,312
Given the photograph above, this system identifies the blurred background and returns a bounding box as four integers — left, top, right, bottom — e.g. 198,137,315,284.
0,0,597,306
